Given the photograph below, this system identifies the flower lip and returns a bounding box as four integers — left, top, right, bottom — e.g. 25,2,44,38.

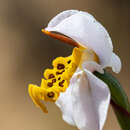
42,29,81,48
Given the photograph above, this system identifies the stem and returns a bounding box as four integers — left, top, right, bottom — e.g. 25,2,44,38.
111,100,130,130
110,100,130,117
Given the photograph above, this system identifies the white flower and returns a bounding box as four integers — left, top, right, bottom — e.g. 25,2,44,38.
44,10,121,130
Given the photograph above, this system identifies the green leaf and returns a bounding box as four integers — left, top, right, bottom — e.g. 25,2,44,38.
94,70,130,130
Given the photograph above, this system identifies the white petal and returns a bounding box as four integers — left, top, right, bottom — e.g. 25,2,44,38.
56,69,110,130
109,53,121,73
56,73,78,126
72,71,100,130
84,69,110,130
45,10,121,72
48,10,79,28
82,61,104,73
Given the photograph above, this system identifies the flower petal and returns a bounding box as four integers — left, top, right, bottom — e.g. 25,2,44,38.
71,71,100,130
45,10,121,72
84,69,110,130
82,61,104,73
56,69,110,130
109,53,121,73
48,10,79,28
56,72,78,126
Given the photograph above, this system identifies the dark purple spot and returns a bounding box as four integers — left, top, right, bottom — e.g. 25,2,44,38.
56,70,65,75
47,82,53,87
48,74,55,79
52,79,56,83
67,60,71,64
59,80,65,87
57,64,65,70
47,92,54,98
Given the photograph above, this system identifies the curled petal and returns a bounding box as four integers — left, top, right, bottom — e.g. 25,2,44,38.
56,69,110,130
109,53,121,73
84,69,110,130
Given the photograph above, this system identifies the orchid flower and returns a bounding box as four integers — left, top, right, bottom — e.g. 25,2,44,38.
28,10,121,130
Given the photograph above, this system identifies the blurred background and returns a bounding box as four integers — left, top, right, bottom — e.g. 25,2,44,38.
0,0,130,130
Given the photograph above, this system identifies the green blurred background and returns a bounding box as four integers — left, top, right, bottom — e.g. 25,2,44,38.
0,0,130,130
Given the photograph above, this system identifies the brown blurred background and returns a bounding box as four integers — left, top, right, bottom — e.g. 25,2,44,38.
0,0,130,130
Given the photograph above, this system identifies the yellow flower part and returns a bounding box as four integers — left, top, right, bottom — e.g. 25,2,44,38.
81,48,99,64
28,84,48,113
43,69,56,79
28,47,99,113
53,76,69,92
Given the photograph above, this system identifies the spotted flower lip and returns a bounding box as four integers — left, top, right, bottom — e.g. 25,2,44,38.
28,47,85,113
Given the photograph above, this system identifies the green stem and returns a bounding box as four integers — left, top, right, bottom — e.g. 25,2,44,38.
111,100,130,130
